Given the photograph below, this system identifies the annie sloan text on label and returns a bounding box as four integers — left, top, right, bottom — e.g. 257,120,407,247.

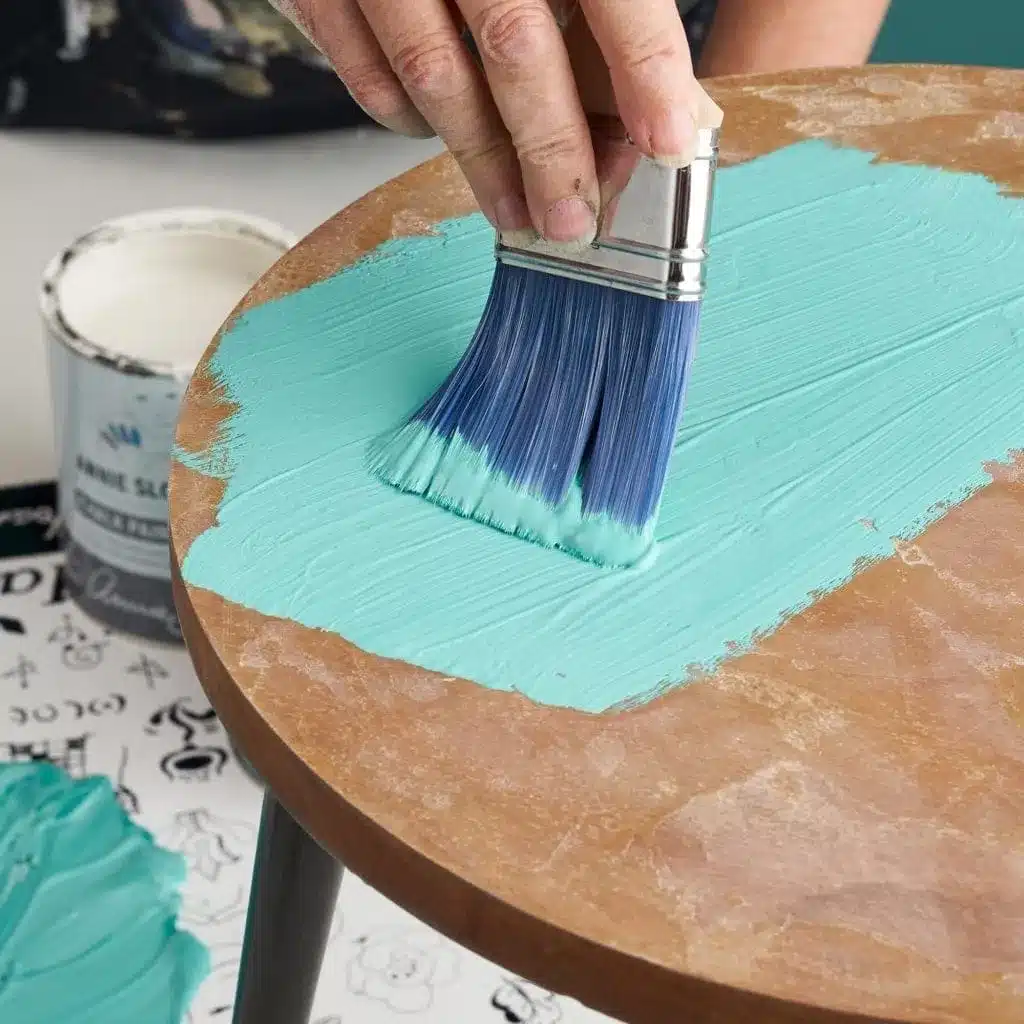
42,207,294,642
75,452,169,501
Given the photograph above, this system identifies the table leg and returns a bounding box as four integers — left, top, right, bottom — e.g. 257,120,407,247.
231,792,344,1024
231,737,263,786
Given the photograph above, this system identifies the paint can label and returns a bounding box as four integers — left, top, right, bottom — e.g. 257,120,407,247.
52,349,184,643
40,207,295,645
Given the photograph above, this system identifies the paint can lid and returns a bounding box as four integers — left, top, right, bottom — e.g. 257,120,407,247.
40,208,296,380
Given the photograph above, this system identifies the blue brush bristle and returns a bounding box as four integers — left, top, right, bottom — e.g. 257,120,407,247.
369,261,701,568
582,282,700,528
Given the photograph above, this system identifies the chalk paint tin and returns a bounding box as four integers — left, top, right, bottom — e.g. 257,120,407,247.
42,208,295,644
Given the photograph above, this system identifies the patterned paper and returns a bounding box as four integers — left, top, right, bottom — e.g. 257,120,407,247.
0,481,614,1024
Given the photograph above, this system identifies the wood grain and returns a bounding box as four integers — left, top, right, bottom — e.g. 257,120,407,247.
170,65,1024,1024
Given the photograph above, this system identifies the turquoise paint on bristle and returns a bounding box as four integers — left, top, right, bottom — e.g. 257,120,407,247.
369,422,657,568
367,262,700,568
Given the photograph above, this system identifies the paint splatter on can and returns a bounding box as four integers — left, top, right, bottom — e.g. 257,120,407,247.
41,208,295,643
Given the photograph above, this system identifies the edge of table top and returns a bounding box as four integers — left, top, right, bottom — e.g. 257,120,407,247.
171,65,1024,1024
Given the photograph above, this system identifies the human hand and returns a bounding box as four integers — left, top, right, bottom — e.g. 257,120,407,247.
269,0,721,242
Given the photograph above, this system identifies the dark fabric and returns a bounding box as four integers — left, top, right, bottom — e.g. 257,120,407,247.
0,0,364,136
683,0,720,58
0,0,718,138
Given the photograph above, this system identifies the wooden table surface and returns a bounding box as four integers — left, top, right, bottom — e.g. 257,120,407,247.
171,65,1024,1024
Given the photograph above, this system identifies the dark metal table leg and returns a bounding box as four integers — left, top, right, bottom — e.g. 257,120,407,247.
232,792,344,1024
231,736,263,786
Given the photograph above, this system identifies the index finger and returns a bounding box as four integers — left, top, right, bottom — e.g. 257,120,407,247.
458,0,600,242
579,0,719,166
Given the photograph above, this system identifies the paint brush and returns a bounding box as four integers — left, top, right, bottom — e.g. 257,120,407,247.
369,21,721,570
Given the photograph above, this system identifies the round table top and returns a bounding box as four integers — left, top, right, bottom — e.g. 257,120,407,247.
171,65,1024,1024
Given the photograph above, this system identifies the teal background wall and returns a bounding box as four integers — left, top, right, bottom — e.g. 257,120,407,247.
871,0,1024,68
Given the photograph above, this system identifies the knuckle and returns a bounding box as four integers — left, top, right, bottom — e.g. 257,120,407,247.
341,64,407,118
620,35,685,77
451,135,511,171
515,124,587,170
476,1,553,70
391,35,461,98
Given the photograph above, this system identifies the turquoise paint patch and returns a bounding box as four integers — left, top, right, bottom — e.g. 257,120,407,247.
181,142,1024,713
0,762,209,1023
172,442,233,481
368,423,656,568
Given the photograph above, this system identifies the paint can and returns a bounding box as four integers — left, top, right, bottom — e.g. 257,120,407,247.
42,208,295,644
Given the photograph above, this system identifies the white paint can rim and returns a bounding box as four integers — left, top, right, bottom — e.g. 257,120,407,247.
40,207,297,382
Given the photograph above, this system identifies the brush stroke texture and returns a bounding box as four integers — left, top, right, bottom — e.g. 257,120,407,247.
179,142,1024,713
368,265,701,567
0,762,208,1024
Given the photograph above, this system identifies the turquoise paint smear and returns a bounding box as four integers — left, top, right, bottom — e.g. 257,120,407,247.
181,142,1024,713
172,442,233,480
0,762,209,1023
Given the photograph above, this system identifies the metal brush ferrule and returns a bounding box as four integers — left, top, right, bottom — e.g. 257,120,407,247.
496,127,719,302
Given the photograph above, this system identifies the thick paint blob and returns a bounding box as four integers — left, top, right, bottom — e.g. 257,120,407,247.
179,142,1024,712
0,762,209,1023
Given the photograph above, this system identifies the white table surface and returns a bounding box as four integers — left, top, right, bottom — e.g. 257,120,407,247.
0,126,444,488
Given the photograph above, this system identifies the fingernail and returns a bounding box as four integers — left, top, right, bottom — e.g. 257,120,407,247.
650,106,698,168
543,197,597,243
494,194,532,232
598,146,640,209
